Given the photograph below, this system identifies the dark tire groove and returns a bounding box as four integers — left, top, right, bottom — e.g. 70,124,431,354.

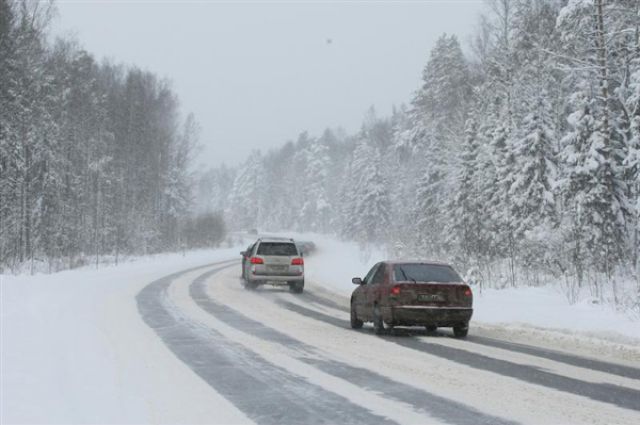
466,335,640,381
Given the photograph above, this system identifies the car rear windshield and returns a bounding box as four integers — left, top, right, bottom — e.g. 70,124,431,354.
256,242,298,256
393,264,462,283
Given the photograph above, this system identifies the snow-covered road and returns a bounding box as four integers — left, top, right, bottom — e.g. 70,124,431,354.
3,244,640,425
136,260,640,425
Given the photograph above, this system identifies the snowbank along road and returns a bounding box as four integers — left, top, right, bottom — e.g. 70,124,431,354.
136,259,640,425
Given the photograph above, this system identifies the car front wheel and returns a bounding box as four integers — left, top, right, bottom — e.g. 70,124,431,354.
350,303,363,329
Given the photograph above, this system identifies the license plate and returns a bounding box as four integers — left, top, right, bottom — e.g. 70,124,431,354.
269,265,287,272
418,294,445,302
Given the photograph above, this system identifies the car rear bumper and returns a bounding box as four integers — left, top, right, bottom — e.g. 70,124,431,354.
382,306,473,327
247,274,304,284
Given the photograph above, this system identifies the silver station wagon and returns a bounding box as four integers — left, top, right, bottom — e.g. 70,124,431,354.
241,238,305,293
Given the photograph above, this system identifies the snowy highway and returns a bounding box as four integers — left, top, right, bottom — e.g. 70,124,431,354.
135,259,640,425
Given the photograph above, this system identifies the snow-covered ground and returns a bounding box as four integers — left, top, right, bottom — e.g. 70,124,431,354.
2,234,639,424
1,247,246,424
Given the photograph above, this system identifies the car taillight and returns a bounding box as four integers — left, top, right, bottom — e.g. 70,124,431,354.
250,257,263,264
291,258,304,266
463,287,472,297
390,285,401,296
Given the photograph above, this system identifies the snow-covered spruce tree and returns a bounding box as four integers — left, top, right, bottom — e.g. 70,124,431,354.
556,0,632,299
291,133,313,232
509,91,558,259
340,132,391,246
625,62,640,283
256,140,296,231
487,121,520,287
412,130,450,259
449,118,484,269
353,145,391,246
340,138,370,241
406,33,471,258
300,139,331,233
560,90,628,296
226,152,264,231
318,128,350,234
507,1,561,264
471,100,502,266
390,106,431,256
474,1,553,286
193,165,235,216
165,113,199,249
414,34,470,129
388,105,423,255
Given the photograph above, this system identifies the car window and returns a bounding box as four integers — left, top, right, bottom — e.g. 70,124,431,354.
362,263,380,285
393,264,462,283
371,264,386,285
256,242,298,256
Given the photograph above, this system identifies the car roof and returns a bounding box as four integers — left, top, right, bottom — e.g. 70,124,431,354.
384,260,453,267
257,237,295,243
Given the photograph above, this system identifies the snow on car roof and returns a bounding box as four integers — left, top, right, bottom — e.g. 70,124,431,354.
385,260,453,267
258,237,295,243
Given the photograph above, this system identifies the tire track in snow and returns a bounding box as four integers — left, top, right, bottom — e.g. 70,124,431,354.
299,287,640,380
189,270,518,425
276,299,640,413
466,335,640,380
136,262,396,425
298,290,349,313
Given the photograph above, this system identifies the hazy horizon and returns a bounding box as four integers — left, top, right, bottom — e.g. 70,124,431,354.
52,0,484,168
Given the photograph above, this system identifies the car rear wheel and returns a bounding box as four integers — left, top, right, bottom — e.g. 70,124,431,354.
453,325,468,338
373,306,390,335
289,281,304,294
350,303,363,329
245,280,259,290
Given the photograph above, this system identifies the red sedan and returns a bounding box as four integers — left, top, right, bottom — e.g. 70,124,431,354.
350,261,473,337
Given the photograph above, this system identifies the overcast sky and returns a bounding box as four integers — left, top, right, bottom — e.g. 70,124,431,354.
52,0,484,168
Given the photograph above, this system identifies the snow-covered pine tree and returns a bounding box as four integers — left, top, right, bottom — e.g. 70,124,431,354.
340,137,369,241
227,152,264,231
414,34,470,129
557,0,631,291
165,113,199,248
625,61,640,278
406,33,471,259
450,118,484,269
412,130,449,259
510,91,558,239
560,89,628,295
301,139,331,233
352,144,391,246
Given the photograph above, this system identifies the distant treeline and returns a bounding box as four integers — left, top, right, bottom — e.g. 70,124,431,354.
205,0,639,308
0,1,224,272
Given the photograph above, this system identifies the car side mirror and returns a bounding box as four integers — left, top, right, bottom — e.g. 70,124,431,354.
240,251,246,256
352,277,363,285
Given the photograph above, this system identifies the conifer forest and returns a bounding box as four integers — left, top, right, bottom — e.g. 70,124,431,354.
2,0,639,310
